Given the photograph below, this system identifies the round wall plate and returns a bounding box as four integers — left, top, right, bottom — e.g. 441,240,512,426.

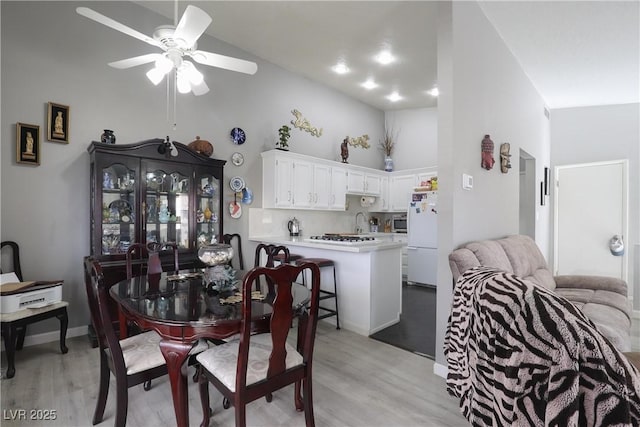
230,128,246,145
229,176,245,192
231,152,244,166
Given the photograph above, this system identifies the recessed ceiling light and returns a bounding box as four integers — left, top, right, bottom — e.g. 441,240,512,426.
332,62,350,74
361,79,378,90
428,87,439,97
375,50,395,65
387,91,402,102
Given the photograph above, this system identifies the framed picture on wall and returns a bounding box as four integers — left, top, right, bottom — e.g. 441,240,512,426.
47,102,69,143
16,122,40,165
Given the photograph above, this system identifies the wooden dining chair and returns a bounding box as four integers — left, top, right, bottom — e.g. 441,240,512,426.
196,262,321,427
84,257,206,427
125,242,179,280
253,244,291,292
223,233,244,270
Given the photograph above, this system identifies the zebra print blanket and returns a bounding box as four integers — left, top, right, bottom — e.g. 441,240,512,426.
445,266,640,426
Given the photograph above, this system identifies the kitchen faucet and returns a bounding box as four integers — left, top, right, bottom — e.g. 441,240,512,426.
355,211,368,234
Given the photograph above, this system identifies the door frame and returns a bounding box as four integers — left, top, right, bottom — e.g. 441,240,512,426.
553,159,629,281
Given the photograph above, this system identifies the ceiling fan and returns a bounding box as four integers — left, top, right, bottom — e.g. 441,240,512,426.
76,4,257,96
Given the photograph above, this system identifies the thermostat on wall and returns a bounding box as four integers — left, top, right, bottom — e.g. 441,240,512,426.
462,174,473,190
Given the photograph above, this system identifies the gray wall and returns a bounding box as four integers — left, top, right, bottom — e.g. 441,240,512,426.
550,103,640,307
385,107,438,170
435,1,550,366
1,1,386,336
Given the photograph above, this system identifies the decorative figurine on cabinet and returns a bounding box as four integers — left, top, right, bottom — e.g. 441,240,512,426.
340,137,349,163
500,142,512,173
481,134,495,170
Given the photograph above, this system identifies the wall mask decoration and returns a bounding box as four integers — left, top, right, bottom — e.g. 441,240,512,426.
481,134,495,170
347,134,370,149
291,109,322,137
500,142,512,173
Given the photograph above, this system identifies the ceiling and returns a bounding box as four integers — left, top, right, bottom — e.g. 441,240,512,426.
136,1,639,111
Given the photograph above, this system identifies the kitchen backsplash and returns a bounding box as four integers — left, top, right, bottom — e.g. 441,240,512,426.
249,195,393,238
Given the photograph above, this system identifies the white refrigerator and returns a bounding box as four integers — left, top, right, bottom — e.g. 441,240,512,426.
407,192,438,287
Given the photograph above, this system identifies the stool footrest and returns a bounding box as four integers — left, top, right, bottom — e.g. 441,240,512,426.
318,294,336,301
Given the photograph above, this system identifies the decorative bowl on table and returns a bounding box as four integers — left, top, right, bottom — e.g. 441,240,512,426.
198,243,234,266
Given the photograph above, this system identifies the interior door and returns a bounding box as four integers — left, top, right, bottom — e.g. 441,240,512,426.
554,160,628,280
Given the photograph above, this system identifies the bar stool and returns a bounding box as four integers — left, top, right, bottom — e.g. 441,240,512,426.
296,257,340,329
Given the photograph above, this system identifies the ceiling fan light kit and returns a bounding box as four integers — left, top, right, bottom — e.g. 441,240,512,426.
76,4,257,97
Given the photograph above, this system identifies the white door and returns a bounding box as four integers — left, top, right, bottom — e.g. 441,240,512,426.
554,160,628,281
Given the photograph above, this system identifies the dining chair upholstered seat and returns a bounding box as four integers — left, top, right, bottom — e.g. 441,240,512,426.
197,262,321,427
104,330,208,375
197,333,303,392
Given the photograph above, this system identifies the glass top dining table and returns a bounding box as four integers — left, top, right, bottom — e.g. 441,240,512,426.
109,268,311,427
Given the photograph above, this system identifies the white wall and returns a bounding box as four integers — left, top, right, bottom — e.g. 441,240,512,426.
550,103,640,307
435,1,550,366
0,1,385,334
384,107,438,170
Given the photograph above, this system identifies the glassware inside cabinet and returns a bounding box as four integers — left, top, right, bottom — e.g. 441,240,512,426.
101,163,135,255
145,168,190,249
196,173,220,247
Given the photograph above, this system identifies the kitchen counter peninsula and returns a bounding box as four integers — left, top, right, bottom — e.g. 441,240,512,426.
249,236,403,336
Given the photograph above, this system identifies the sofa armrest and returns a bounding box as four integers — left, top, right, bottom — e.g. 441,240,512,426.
554,275,628,296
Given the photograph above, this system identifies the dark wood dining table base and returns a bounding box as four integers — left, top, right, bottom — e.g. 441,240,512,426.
159,339,196,427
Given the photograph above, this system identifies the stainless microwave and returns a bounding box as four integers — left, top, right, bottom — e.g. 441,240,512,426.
392,215,407,233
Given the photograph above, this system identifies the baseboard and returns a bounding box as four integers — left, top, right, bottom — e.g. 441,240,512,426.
1,326,88,352
433,362,448,379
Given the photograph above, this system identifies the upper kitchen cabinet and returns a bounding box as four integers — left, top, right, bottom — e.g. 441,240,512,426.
262,150,347,211
88,139,226,259
346,168,382,196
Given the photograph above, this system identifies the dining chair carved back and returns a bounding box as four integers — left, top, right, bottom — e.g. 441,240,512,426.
223,233,244,270
125,242,179,280
84,256,169,427
1,241,23,280
253,244,291,292
196,262,322,427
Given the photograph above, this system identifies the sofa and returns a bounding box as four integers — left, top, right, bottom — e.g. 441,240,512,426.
448,234,632,352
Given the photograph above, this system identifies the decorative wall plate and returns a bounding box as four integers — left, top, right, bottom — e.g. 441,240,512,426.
229,176,245,192
231,152,244,166
229,201,242,219
230,128,246,145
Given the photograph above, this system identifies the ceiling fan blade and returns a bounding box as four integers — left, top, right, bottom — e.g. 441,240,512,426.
191,50,258,75
108,54,163,69
76,7,163,49
191,80,210,96
174,5,212,49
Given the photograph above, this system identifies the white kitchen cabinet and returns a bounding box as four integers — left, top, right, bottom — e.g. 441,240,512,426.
312,163,331,209
291,160,314,208
347,170,382,196
393,233,409,280
262,154,294,208
329,166,347,210
371,176,390,211
390,174,416,211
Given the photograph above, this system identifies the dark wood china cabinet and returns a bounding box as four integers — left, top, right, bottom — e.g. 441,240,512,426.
86,138,225,344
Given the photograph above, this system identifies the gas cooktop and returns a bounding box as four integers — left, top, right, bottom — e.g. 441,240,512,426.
304,235,380,245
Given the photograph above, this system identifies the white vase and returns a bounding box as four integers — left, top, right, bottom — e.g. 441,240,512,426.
384,156,394,172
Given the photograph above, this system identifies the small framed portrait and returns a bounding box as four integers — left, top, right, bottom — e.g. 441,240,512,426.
16,122,40,165
47,102,69,143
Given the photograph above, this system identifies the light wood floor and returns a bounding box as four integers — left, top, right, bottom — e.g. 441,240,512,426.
0,322,467,427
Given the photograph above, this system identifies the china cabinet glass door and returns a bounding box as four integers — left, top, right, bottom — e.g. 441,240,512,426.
100,162,136,255
195,168,221,247
142,160,192,249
